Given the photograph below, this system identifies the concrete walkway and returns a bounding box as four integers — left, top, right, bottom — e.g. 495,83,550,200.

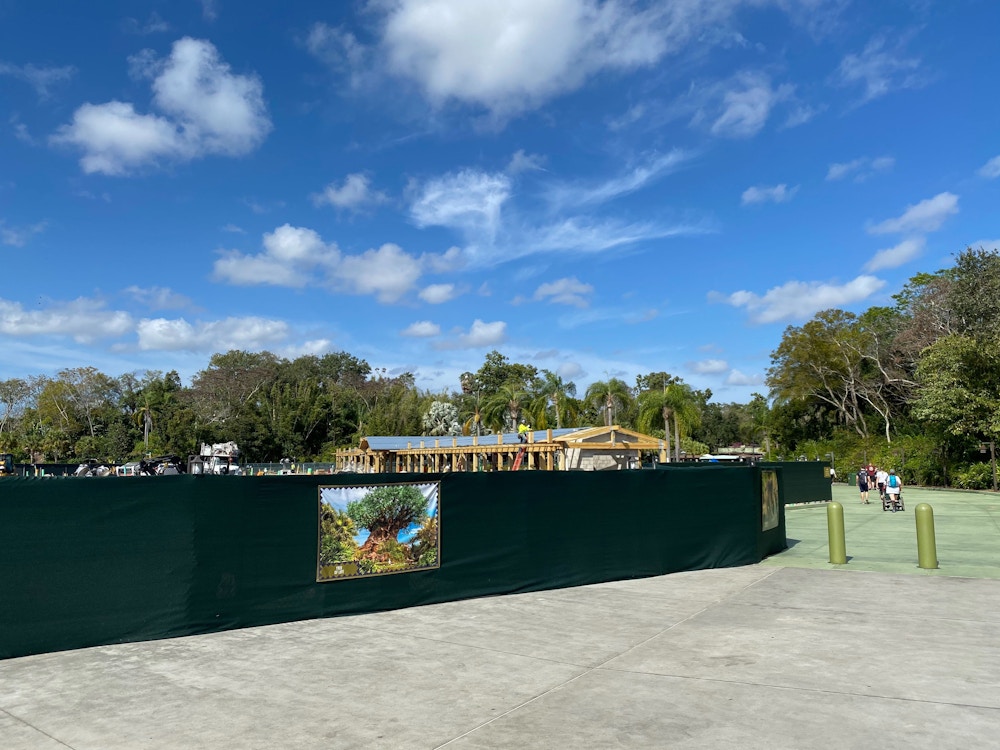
2,564,998,748
3,485,1000,749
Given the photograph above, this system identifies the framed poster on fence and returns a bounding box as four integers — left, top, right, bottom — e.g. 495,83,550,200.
761,470,779,532
317,481,440,582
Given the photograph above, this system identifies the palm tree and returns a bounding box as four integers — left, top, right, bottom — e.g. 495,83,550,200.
538,370,578,429
637,383,701,461
134,402,154,452
481,383,529,433
584,378,633,427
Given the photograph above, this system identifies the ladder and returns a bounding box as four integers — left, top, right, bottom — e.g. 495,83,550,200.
511,447,526,471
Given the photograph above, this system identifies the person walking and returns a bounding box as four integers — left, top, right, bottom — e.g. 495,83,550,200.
885,469,903,512
876,467,889,502
857,466,870,504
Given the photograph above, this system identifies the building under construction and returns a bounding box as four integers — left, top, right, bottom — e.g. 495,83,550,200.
334,425,671,473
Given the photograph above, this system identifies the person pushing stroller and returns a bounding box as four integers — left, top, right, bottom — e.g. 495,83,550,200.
883,470,904,512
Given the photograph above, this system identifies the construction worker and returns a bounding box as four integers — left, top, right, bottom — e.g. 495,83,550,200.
517,422,530,443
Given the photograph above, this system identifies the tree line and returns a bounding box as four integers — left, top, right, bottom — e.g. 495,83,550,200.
765,246,1000,489
0,348,769,465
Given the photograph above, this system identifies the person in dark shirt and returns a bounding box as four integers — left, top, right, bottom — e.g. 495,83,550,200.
857,467,870,504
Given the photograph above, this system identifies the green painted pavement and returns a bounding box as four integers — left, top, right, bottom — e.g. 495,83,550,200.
761,483,1000,578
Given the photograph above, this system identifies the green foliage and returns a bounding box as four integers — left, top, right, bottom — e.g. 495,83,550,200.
347,485,429,533
319,504,359,566
951,462,995,490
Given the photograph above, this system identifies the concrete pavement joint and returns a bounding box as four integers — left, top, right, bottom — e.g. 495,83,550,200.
430,567,784,749
0,707,79,749
593,665,1000,712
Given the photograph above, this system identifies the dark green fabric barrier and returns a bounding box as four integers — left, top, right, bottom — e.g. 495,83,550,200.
760,462,832,505
0,467,784,659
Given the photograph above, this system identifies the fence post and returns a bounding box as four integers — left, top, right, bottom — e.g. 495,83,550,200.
915,503,938,569
827,501,847,564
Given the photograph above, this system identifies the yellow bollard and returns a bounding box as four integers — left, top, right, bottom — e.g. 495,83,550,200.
827,501,847,564
915,503,938,569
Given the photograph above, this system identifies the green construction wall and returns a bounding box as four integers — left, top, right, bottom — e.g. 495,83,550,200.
760,461,832,505
0,466,785,660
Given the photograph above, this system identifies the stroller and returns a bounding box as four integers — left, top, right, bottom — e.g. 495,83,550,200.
882,489,904,512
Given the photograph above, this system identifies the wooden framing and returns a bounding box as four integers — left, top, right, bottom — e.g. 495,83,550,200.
334,426,669,473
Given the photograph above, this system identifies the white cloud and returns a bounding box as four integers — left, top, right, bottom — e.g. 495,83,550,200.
826,155,894,181
421,246,467,273
0,219,46,247
213,225,425,303
864,237,924,272
544,149,691,208
213,224,339,287
419,284,457,304
334,243,423,303
783,103,822,128
137,316,288,351
0,297,133,342
533,277,593,307
557,361,584,379
971,238,1000,252
725,370,764,386
690,359,728,374
313,173,388,211
836,34,922,104
507,149,546,174
530,217,707,256
0,61,75,99
741,183,797,205
720,275,886,324
436,319,507,349
868,192,959,235
410,169,511,238
53,38,270,175
380,0,681,116
279,339,333,359
709,72,792,138
978,156,1000,179
221,223,245,234
402,320,441,337
122,12,171,35
52,102,182,175
125,286,194,311
200,0,218,21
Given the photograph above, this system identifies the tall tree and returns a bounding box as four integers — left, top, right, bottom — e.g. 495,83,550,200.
537,370,577,429
585,378,633,427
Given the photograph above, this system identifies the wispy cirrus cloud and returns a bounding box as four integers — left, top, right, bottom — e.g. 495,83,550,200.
543,149,692,209
741,183,798,205
0,219,46,247
408,166,710,268
533,277,594,307
0,61,75,99
826,155,894,181
836,34,924,105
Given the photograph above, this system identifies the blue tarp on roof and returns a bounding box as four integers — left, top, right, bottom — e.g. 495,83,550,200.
362,428,578,451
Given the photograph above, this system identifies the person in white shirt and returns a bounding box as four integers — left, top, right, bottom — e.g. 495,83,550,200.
885,469,903,511
876,467,889,500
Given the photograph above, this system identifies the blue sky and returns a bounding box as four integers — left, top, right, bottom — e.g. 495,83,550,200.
2,0,998,403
